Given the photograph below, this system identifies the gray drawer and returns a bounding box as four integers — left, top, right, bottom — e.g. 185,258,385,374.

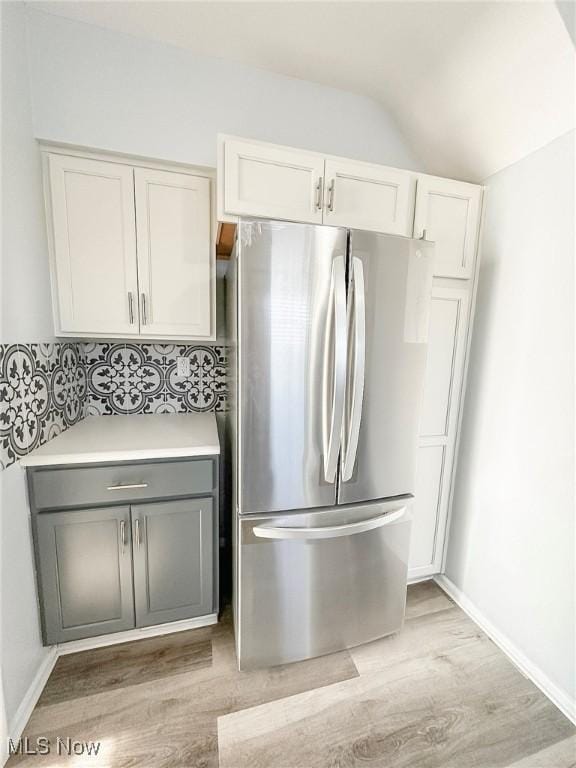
30,459,215,511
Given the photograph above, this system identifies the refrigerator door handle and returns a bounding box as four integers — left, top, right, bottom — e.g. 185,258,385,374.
253,506,407,540
342,256,366,481
322,255,347,483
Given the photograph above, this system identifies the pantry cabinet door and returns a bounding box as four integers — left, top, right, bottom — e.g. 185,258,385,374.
410,445,445,572
48,154,139,335
419,289,470,440
410,287,470,576
134,168,213,338
323,158,415,235
413,176,482,279
223,138,325,224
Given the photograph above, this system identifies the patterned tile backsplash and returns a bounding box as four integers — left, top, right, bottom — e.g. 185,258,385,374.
0,343,86,469
85,343,227,416
0,341,227,469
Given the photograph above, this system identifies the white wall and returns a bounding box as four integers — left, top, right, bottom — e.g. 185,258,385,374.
2,7,52,342
1,1,55,741
25,8,422,172
445,130,575,716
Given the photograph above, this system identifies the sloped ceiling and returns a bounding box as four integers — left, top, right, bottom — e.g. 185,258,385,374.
28,1,575,181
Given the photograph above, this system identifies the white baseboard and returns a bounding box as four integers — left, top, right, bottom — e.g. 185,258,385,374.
408,564,438,582
435,575,576,725
57,613,218,655
6,612,218,760
8,647,57,747
407,573,437,585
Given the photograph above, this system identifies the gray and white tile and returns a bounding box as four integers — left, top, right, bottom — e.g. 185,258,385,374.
85,342,227,415
51,342,87,426
0,344,29,467
1,342,88,467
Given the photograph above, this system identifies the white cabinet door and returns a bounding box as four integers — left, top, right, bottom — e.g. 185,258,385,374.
410,287,470,577
134,168,213,338
323,158,415,235
419,290,469,439
410,445,445,572
413,176,482,279
48,154,138,335
223,138,324,224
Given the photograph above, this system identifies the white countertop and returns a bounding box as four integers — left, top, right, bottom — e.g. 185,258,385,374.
20,413,220,467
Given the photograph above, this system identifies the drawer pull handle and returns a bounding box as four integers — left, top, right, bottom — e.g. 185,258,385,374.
106,483,149,491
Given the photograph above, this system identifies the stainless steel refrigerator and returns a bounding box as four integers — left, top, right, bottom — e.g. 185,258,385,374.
227,218,434,669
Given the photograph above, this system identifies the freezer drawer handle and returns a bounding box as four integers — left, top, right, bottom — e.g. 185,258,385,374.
322,255,347,484
253,506,406,540
106,483,149,491
342,256,366,482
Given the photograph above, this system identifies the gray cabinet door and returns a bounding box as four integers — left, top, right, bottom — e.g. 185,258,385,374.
36,506,135,644
132,498,213,627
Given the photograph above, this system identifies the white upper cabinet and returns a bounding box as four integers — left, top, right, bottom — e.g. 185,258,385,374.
219,136,484,251
219,135,417,235
45,152,214,340
323,158,415,235
134,168,212,338
48,154,139,336
413,176,482,279
223,138,324,224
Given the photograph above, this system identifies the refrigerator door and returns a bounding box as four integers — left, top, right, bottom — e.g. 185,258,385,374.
237,500,411,669
238,219,348,514
339,231,434,505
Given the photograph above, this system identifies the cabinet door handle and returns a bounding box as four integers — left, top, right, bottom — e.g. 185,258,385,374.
128,292,135,324
141,293,148,325
134,518,142,550
315,176,323,211
107,483,148,491
327,179,335,212
120,519,129,553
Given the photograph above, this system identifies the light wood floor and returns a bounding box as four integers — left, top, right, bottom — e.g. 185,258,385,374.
9,582,575,768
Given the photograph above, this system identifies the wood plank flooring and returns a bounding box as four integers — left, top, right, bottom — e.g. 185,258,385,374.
9,582,575,768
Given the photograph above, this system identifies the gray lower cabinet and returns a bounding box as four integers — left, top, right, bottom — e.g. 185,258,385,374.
132,498,214,627
36,506,135,643
29,457,218,645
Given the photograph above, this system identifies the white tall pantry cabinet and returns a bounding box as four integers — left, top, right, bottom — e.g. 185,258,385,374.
410,177,483,578
218,135,483,580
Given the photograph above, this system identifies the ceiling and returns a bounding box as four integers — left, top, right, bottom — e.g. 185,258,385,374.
28,1,575,180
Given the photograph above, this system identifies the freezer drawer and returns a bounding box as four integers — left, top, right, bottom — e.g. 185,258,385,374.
236,500,411,669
